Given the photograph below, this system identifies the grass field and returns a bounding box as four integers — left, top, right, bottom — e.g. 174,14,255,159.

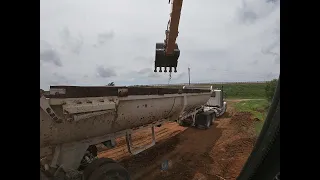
217,83,266,99
234,100,269,135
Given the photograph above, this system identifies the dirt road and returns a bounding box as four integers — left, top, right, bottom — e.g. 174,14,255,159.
98,102,257,180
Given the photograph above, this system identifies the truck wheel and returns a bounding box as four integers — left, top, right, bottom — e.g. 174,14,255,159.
204,118,211,129
87,161,130,180
177,119,184,126
40,170,50,180
195,112,211,129
83,158,117,180
197,116,211,129
211,113,216,125
88,145,98,157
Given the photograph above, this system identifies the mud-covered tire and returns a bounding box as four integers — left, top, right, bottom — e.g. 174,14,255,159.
196,116,211,129
87,161,130,180
83,158,117,180
194,113,210,129
177,119,184,126
88,145,98,157
204,117,211,129
40,170,50,180
211,113,216,125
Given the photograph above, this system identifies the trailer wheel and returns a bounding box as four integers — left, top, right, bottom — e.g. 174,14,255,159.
88,145,98,157
87,161,130,180
196,116,211,129
40,170,50,180
211,113,216,125
83,158,117,180
177,119,184,126
195,112,211,129
204,118,211,129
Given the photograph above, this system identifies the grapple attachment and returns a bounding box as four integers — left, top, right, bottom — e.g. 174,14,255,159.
154,43,180,73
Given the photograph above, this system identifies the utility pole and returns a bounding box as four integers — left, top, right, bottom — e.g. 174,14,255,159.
188,67,191,85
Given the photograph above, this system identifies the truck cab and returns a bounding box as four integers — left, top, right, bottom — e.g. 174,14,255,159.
204,89,227,117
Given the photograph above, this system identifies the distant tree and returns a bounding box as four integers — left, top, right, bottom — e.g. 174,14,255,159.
107,82,115,86
265,79,278,102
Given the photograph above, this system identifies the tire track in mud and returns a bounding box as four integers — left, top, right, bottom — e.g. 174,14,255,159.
119,123,223,180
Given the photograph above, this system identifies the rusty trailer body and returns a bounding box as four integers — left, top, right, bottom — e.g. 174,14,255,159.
40,86,211,179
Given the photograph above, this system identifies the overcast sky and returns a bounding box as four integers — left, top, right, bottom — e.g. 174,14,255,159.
40,0,280,89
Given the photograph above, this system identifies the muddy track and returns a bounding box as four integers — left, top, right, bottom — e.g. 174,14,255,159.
98,103,257,180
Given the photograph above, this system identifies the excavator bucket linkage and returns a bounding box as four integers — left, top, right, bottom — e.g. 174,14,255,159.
154,43,180,73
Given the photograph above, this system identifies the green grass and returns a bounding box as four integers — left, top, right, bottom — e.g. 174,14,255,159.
234,99,269,135
219,83,266,99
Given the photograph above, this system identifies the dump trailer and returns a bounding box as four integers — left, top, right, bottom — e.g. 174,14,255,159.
177,85,227,128
40,86,212,180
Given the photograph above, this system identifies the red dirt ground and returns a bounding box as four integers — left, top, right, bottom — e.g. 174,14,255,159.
98,102,257,180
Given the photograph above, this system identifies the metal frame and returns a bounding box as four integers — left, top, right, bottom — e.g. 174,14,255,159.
178,106,203,126
41,119,165,172
126,125,156,155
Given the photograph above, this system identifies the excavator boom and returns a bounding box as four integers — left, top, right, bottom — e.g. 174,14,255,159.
165,0,183,55
154,0,183,73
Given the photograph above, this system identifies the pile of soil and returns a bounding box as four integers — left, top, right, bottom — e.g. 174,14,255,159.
229,112,256,135
209,112,257,179
230,112,253,128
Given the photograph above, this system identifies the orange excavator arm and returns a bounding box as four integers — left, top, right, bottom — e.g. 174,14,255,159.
165,0,183,55
154,0,183,73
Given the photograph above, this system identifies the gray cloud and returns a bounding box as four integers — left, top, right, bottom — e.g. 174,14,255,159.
40,49,62,67
237,0,279,24
263,26,280,53
249,59,259,65
137,67,161,78
60,27,71,39
49,73,74,85
239,8,258,24
174,72,187,80
182,49,230,65
40,40,62,67
96,65,117,78
138,68,151,74
262,40,279,54
94,31,115,47
261,24,280,64
133,56,154,68
274,56,280,64
60,27,84,54
148,73,161,78
267,0,278,3
133,56,152,62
